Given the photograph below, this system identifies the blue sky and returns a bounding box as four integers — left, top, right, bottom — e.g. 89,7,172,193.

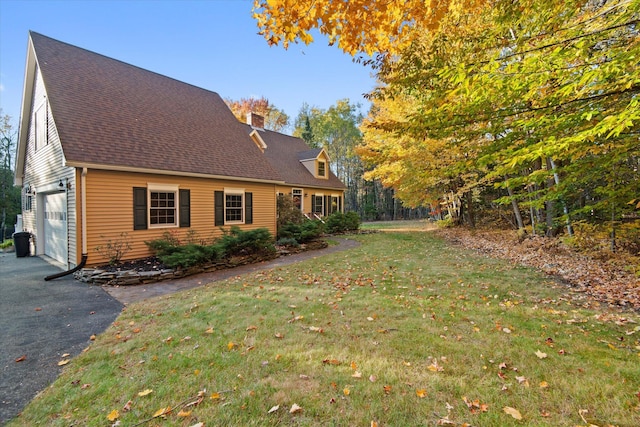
0,0,374,133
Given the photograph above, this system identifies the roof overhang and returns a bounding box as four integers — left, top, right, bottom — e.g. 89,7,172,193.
14,34,37,186
64,161,286,185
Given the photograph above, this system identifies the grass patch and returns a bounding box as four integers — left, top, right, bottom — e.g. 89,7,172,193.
361,219,433,231
9,232,640,426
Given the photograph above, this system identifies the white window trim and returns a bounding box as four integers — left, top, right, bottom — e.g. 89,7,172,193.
147,183,179,228
292,188,303,212
34,102,47,151
314,193,324,216
317,160,327,178
224,187,245,225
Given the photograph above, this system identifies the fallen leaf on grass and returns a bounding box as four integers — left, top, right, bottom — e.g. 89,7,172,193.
107,409,119,421
189,423,204,427
57,359,70,366
290,403,302,413
462,396,488,413
138,389,153,397
322,358,341,365
15,355,26,362
246,325,257,331
343,387,350,396
383,385,392,394
177,409,192,417
153,406,171,418
210,392,221,400
427,361,444,372
535,350,548,359
61,353,70,358
268,405,279,414
503,406,522,420
227,341,237,350
205,327,214,334
275,333,284,339
122,400,132,411
416,389,427,398
539,381,549,388
352,371,362,378
288,315,304,323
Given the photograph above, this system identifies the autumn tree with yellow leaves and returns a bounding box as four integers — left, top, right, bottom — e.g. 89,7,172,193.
254,0,640,244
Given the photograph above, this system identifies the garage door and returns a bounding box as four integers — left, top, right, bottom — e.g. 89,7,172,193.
44,192,67,264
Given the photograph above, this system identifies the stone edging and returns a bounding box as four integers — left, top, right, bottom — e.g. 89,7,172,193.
75,253,279,286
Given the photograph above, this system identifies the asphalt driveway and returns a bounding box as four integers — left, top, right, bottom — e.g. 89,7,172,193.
0,253,123,425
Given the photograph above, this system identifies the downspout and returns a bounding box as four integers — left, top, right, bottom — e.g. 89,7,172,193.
45,168,88,280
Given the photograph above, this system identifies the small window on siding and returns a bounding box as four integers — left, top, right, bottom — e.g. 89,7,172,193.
35,103,48,150
313,194,324,216
317,160,326,177
292,188,303,211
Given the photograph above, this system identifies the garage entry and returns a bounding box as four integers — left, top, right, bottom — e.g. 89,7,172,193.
43,192,67,265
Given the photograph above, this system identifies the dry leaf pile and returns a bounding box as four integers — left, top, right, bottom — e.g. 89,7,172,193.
437,227,640,310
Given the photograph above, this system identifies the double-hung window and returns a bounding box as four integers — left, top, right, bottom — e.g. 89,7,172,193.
317,160,326,178
150,191,176,226
225,192,244,223
215,189,253,226
134,184,190,230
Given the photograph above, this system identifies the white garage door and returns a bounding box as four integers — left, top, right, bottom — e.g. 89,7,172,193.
44,192,67,264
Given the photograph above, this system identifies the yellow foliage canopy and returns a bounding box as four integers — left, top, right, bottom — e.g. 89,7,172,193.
252,0,486,56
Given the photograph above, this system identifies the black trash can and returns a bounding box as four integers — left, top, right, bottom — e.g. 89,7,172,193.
13,231,31,257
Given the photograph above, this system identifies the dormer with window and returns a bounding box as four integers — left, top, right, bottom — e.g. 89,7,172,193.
298,148,330,180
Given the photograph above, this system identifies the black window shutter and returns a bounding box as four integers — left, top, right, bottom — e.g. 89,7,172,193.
245,192,253,224
179,189,190,228
311,194,316,214
214,191,224,226
325,195,330,216
133,187,147,230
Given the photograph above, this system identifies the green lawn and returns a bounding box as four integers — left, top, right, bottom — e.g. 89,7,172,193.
10,232,640,426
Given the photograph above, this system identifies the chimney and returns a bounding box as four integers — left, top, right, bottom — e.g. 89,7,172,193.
247,112,265,129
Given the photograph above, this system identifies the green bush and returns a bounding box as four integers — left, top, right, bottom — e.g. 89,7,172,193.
276,237,300,247
159,243,224,269
145,231,181,256
278,220,324,243
325,211,361,234
344,211,361,230
299,220,324,242
219,226,276,257
146,227,275,269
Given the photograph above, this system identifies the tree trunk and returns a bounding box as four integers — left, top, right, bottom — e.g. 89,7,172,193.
466,191,475,227
506,185,525,230
547,157,573,236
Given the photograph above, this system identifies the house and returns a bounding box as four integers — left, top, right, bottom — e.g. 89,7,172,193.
243,115,346,218
14,32,345,269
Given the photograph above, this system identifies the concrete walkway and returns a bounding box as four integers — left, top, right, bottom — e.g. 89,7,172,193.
104,237,360,305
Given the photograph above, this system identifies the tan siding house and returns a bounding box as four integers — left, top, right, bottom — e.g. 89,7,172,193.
15,32,344,269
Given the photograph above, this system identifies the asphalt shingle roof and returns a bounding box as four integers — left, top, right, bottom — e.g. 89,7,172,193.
245,125,345,190
30,32,282,182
